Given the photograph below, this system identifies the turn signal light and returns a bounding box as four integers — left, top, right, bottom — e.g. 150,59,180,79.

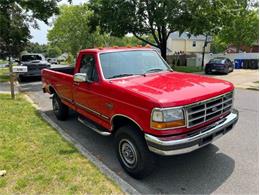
151,120,185,129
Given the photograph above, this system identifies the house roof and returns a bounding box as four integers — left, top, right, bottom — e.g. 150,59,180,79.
169,32,212,41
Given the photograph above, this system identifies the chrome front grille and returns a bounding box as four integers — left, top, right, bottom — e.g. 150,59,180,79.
186,92,233,128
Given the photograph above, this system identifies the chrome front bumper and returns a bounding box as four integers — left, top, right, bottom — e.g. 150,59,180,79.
145,109,239,156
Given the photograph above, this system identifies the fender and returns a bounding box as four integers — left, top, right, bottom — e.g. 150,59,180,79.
110,114,144,131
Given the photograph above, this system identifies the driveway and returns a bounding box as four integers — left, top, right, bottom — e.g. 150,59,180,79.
199,69,259,90
19,80,259,194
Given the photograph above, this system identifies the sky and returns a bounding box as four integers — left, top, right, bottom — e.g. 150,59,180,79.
30,0,86,44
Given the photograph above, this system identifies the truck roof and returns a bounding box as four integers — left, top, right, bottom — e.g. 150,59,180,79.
80,46,154,54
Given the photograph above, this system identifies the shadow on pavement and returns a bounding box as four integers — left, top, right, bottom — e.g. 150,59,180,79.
42,109,235,194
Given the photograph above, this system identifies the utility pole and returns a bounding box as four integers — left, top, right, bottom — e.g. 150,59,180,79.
8,56,15,99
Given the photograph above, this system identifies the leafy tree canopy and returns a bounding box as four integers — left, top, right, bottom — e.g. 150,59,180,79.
218,7,258,52
47,46,62,58
47,4,146,56
89,0,257,59
0,0,70,59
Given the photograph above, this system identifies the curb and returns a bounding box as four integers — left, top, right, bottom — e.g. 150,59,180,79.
23,94,140,195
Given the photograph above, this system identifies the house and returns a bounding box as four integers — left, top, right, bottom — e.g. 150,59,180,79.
167,32,212,55
225,41,259,53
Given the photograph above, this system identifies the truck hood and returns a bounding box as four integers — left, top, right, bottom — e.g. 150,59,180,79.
110,71,234,107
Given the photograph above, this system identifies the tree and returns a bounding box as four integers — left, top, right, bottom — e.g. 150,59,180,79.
47,4,146,56
211,36,229,53
176,0,241,67
24,42,49,54
47,46,62,58
218,8,258,53
0,4,30,59
90,0,191,59
48,4,98,56
0,0,69,99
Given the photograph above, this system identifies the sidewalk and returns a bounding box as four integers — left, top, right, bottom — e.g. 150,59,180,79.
0,81,19,94
197,69,259,90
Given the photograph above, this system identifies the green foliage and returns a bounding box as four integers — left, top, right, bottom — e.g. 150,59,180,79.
173,66,202,73
0,3,30,58
211,36,229,53
89,0,189,59
186,0,259,53
47,4,147,56
25,43,48,54
48,4,97,56
0,0,67,59
47,46,62,58
218,8,258,52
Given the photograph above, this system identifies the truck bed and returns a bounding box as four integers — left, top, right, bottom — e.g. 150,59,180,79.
50,66,74,75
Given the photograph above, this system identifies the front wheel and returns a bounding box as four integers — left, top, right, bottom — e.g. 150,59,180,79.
52,93,68,120
115,125,156,179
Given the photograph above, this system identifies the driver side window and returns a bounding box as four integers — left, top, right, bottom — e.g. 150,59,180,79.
79,54,98,82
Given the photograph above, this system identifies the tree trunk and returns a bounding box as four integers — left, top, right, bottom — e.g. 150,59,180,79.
201,35,208,69
160,40,167,61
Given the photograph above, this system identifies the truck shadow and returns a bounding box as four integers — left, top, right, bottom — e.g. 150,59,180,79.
42,110,235,194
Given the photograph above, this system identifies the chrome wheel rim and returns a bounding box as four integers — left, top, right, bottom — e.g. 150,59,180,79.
53,97,59,114
119,139,138,168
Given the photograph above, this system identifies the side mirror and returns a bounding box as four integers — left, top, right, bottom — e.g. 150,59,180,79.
15,59,20,63
73,73,92,83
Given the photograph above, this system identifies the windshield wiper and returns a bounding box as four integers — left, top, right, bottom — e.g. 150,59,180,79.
145,68,164,74
108,73,135,79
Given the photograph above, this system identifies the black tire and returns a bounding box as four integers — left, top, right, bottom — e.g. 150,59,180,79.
224,67,229,75
205,68,211,75
18,75,25,82
52,93,68,120
115,125,156,179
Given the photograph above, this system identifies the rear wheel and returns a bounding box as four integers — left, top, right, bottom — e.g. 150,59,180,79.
115,125,156,179
52,93,68,120
205,68,211,75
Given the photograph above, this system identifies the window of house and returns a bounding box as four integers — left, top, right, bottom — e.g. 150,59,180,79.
192,41,196,47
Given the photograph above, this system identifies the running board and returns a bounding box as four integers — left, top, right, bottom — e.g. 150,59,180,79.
78,116,111,136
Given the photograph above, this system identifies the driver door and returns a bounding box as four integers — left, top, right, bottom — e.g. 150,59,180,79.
73,54,101,121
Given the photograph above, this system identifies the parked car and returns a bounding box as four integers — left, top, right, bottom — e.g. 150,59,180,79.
205,57,234,74
47,58,58,64
16,53,50,81
42,47,239,179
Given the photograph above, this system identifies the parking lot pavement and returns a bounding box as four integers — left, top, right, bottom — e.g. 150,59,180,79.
19,80,259,194
199,69,259,90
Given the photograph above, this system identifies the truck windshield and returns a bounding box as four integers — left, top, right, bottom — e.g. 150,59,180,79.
99,50,170,79
21,55,42,62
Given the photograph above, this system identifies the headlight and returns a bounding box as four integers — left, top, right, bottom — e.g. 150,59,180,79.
151,108,185,129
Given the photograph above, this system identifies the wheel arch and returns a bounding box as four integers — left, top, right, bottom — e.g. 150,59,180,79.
111,114,143,134
48,85,57,95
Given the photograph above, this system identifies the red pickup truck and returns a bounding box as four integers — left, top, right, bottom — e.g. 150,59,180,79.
42,47,239,178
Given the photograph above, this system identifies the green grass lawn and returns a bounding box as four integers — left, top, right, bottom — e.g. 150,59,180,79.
0,94,121,194
0,68,9,82
0,60,8,64
173,66,202,73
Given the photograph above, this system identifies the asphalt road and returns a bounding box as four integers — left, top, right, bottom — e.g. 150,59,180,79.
19,79,259,194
